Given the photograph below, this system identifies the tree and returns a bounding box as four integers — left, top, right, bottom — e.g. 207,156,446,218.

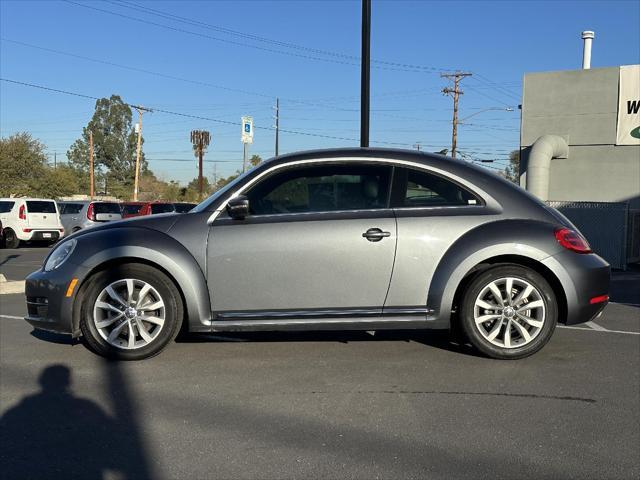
504,150,520,183
0,132,48,196
67,95,146,198
249,154,262,167
35,165,81,198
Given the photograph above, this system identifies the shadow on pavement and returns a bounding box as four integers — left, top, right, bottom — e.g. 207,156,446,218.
177,329,481,357
0,364,152,480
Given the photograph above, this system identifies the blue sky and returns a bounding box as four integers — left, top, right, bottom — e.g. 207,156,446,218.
1,0,639,184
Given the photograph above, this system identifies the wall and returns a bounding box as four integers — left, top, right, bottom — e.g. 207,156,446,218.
520,66,640,207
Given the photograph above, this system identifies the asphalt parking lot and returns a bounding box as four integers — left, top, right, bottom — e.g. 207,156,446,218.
1,246,639,479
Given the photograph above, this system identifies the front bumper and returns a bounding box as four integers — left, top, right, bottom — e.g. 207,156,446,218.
542,250,610,325
24,261,90,336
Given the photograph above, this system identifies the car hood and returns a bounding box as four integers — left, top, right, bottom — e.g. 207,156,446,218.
66,213,180,241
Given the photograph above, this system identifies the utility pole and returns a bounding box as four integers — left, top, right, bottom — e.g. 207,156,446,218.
53,152,57,169
190,130,211,201
360,0,371,148
413,143,421,151
274,97,280,157
132,105,152,201
89,130,94,199
441,72,472,159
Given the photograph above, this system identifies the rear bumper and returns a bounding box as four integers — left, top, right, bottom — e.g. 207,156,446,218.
24,262,90,337
542,251,610,325
19,230,63,241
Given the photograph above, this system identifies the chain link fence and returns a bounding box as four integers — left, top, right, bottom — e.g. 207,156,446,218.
546,201,638,270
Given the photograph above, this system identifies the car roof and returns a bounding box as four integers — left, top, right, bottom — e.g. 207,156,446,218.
0,198,57,202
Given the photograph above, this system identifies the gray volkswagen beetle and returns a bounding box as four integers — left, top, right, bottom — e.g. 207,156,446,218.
25,148,610,360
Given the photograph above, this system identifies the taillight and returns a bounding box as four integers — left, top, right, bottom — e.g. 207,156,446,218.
19,204,26,220
87,203,95,221
554,228,592,254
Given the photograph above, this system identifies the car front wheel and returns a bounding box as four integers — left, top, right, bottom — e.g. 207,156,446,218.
79,264,182,360
460,265,557,359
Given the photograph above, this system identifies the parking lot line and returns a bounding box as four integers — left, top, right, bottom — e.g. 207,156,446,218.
585,321,607,331
558,325,640,335
0,315,24,320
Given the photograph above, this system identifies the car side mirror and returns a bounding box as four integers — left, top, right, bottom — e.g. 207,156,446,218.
227,195,249,220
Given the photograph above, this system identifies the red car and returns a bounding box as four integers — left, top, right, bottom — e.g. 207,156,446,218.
120,202,176,219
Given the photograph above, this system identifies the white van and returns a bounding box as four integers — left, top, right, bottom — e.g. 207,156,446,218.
0,198,65,248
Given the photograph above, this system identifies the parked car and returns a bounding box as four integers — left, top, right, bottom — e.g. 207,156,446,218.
0,198,64,248
58,201,122,233
173,203,197,214
120,201,176,218
25,148,610,361
0,219,3,247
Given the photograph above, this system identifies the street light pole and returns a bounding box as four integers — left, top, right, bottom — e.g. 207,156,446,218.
459,107,514,124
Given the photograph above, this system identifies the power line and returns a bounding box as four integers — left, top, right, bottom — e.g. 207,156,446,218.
107,0,458,74
0,78,414,147
62,0,445,74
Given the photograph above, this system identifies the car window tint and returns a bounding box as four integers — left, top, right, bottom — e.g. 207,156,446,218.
26,201,57,213
151,204,175,214
122,204,142,215
395,168,479,207
61,203,83,214
0,201,15,213
93,203,121,214
173,203,195,213
247,165,391,215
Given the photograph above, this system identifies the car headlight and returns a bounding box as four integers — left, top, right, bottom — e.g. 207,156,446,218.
44,239,77,272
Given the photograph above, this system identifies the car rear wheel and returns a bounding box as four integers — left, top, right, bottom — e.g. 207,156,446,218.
3,229,20,249
460,265,557,359
79,264,182,360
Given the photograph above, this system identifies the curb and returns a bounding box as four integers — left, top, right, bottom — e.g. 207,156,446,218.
0,281,25,295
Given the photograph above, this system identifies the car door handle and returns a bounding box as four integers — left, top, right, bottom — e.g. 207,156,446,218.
362,228,391,242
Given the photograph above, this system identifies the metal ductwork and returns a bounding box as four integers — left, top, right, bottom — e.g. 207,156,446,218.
526,135,569,201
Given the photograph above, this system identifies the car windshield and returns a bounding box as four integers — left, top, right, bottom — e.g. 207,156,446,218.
191,171,251,213
0,201,15,213
122,204,143,215
151,204,175,214
26,201,57,213
60,203,84,214
173,203,196,213
93,203,121,214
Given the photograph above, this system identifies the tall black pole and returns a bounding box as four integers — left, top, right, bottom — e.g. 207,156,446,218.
360,0,371,148
275,97,279,157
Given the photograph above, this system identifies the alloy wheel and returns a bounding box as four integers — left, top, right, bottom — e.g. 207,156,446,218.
93,278,166,350
473,277,546,349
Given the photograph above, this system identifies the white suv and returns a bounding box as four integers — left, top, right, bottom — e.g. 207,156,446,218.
0,198,65,248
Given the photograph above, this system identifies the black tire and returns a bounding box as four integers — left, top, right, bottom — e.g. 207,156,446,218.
3,229,20,249
460,265,557,360
79,264,183,360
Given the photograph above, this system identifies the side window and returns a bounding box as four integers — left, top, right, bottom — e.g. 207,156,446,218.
61,203,83,214
393,167,480,207
247,164,392,215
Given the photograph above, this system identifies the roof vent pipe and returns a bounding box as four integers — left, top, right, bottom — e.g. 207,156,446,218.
526,135,569,201
582,31,594,69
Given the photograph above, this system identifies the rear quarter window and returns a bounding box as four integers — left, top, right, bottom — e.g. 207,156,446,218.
26,201,57,213
393,168,481,208
0,201,15,213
